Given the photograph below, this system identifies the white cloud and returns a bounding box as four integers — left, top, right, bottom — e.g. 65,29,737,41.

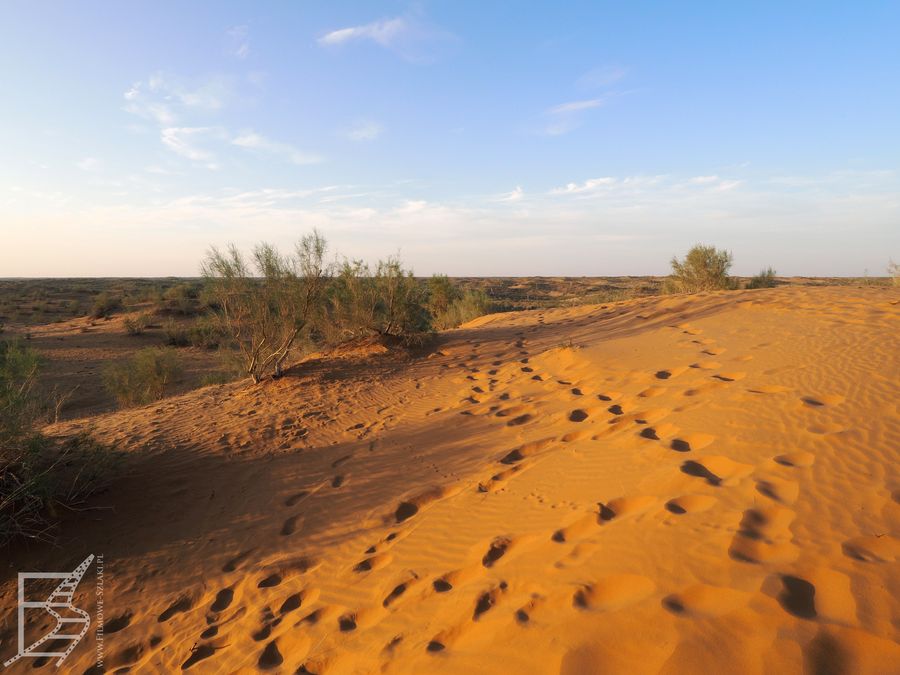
161,127,220,164
550,177,617,194
548,99,605,115
123,73,230,126
6,170,897,276
542,98,609,135
317,13,454,62
319,17,408,47
232,131,321,165
346,120,384,141
496,186,524,202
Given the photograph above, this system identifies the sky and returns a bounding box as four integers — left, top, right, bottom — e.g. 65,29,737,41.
1,1,898,277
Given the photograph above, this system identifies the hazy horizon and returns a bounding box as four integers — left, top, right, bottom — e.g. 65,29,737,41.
2,2,898,277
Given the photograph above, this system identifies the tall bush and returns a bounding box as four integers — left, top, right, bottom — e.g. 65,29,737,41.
202,230,329,383
668,244,735,293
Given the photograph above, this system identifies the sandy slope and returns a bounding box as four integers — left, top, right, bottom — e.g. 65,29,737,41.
2,286,898,674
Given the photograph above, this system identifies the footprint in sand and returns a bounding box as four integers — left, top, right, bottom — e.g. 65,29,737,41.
801,394,844,407
681,456,754,486
842,535,900,563
670,432,715,452
665,494,716,514
280,514,301,536
783,568,857,624
756,476,800,504
569,409,589,422
663,584,750,618
382,574,420,608
500,437,555,464
573,574,655,611
354,552,393,573
599,495,658,522
158,595,194,622
774,451,815,467
730,505,798,564
482,537,514,567
222,548,256,573
552,512,600,542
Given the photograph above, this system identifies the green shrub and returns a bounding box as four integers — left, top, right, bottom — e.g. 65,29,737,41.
433,290,492,329
91,292,123,318
103,347,182,407
669,244,735,293
160,283,201,315
427,274,461,317
124,313,152,336
326,255,432,344
747,267,778,289
163,318,189,346
188,315,225,349
202,231,330,382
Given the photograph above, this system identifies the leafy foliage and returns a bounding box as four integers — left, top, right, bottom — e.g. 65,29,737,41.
668,244,735,293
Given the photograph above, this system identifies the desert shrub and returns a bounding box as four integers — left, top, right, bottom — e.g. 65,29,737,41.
747,267,777,289
163,318,189,346
188,315,225,349
427,274,461,317
91,292,123,318
668,244,735,293
889,259,900,286
0,340,42,443
326,255,431,344
1,340,115,544
160,283,201,315
432,290,492,330
203,231,329,383
124,313,152,336
103,347,182,407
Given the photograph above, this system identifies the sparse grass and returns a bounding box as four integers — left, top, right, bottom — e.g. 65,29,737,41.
432,290,493,329
747,267,778,289
1,339,115,545
103,347,182,407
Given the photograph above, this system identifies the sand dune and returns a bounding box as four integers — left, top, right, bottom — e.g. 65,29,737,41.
2,285,898,673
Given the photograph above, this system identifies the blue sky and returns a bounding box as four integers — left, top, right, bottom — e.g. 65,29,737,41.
1,1,898,276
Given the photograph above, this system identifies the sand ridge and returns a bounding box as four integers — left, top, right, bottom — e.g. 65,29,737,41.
1,285,898,673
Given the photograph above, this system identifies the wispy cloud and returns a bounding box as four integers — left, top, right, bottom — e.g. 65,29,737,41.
542,66,632,135
346,120,384,141
161,127,221,166
550,177,617,194
319,17,408,47
123,73,230,126
227,25,250,59
496,186,524,202
232,131,321,165
317,13,455,62
577,65,627,89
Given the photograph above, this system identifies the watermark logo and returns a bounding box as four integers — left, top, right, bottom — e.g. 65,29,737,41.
3,554,102,668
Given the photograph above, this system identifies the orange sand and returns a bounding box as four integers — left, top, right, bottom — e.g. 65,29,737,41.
2,285,898,673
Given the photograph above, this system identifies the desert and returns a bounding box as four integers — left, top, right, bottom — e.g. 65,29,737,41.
2,3,899,673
